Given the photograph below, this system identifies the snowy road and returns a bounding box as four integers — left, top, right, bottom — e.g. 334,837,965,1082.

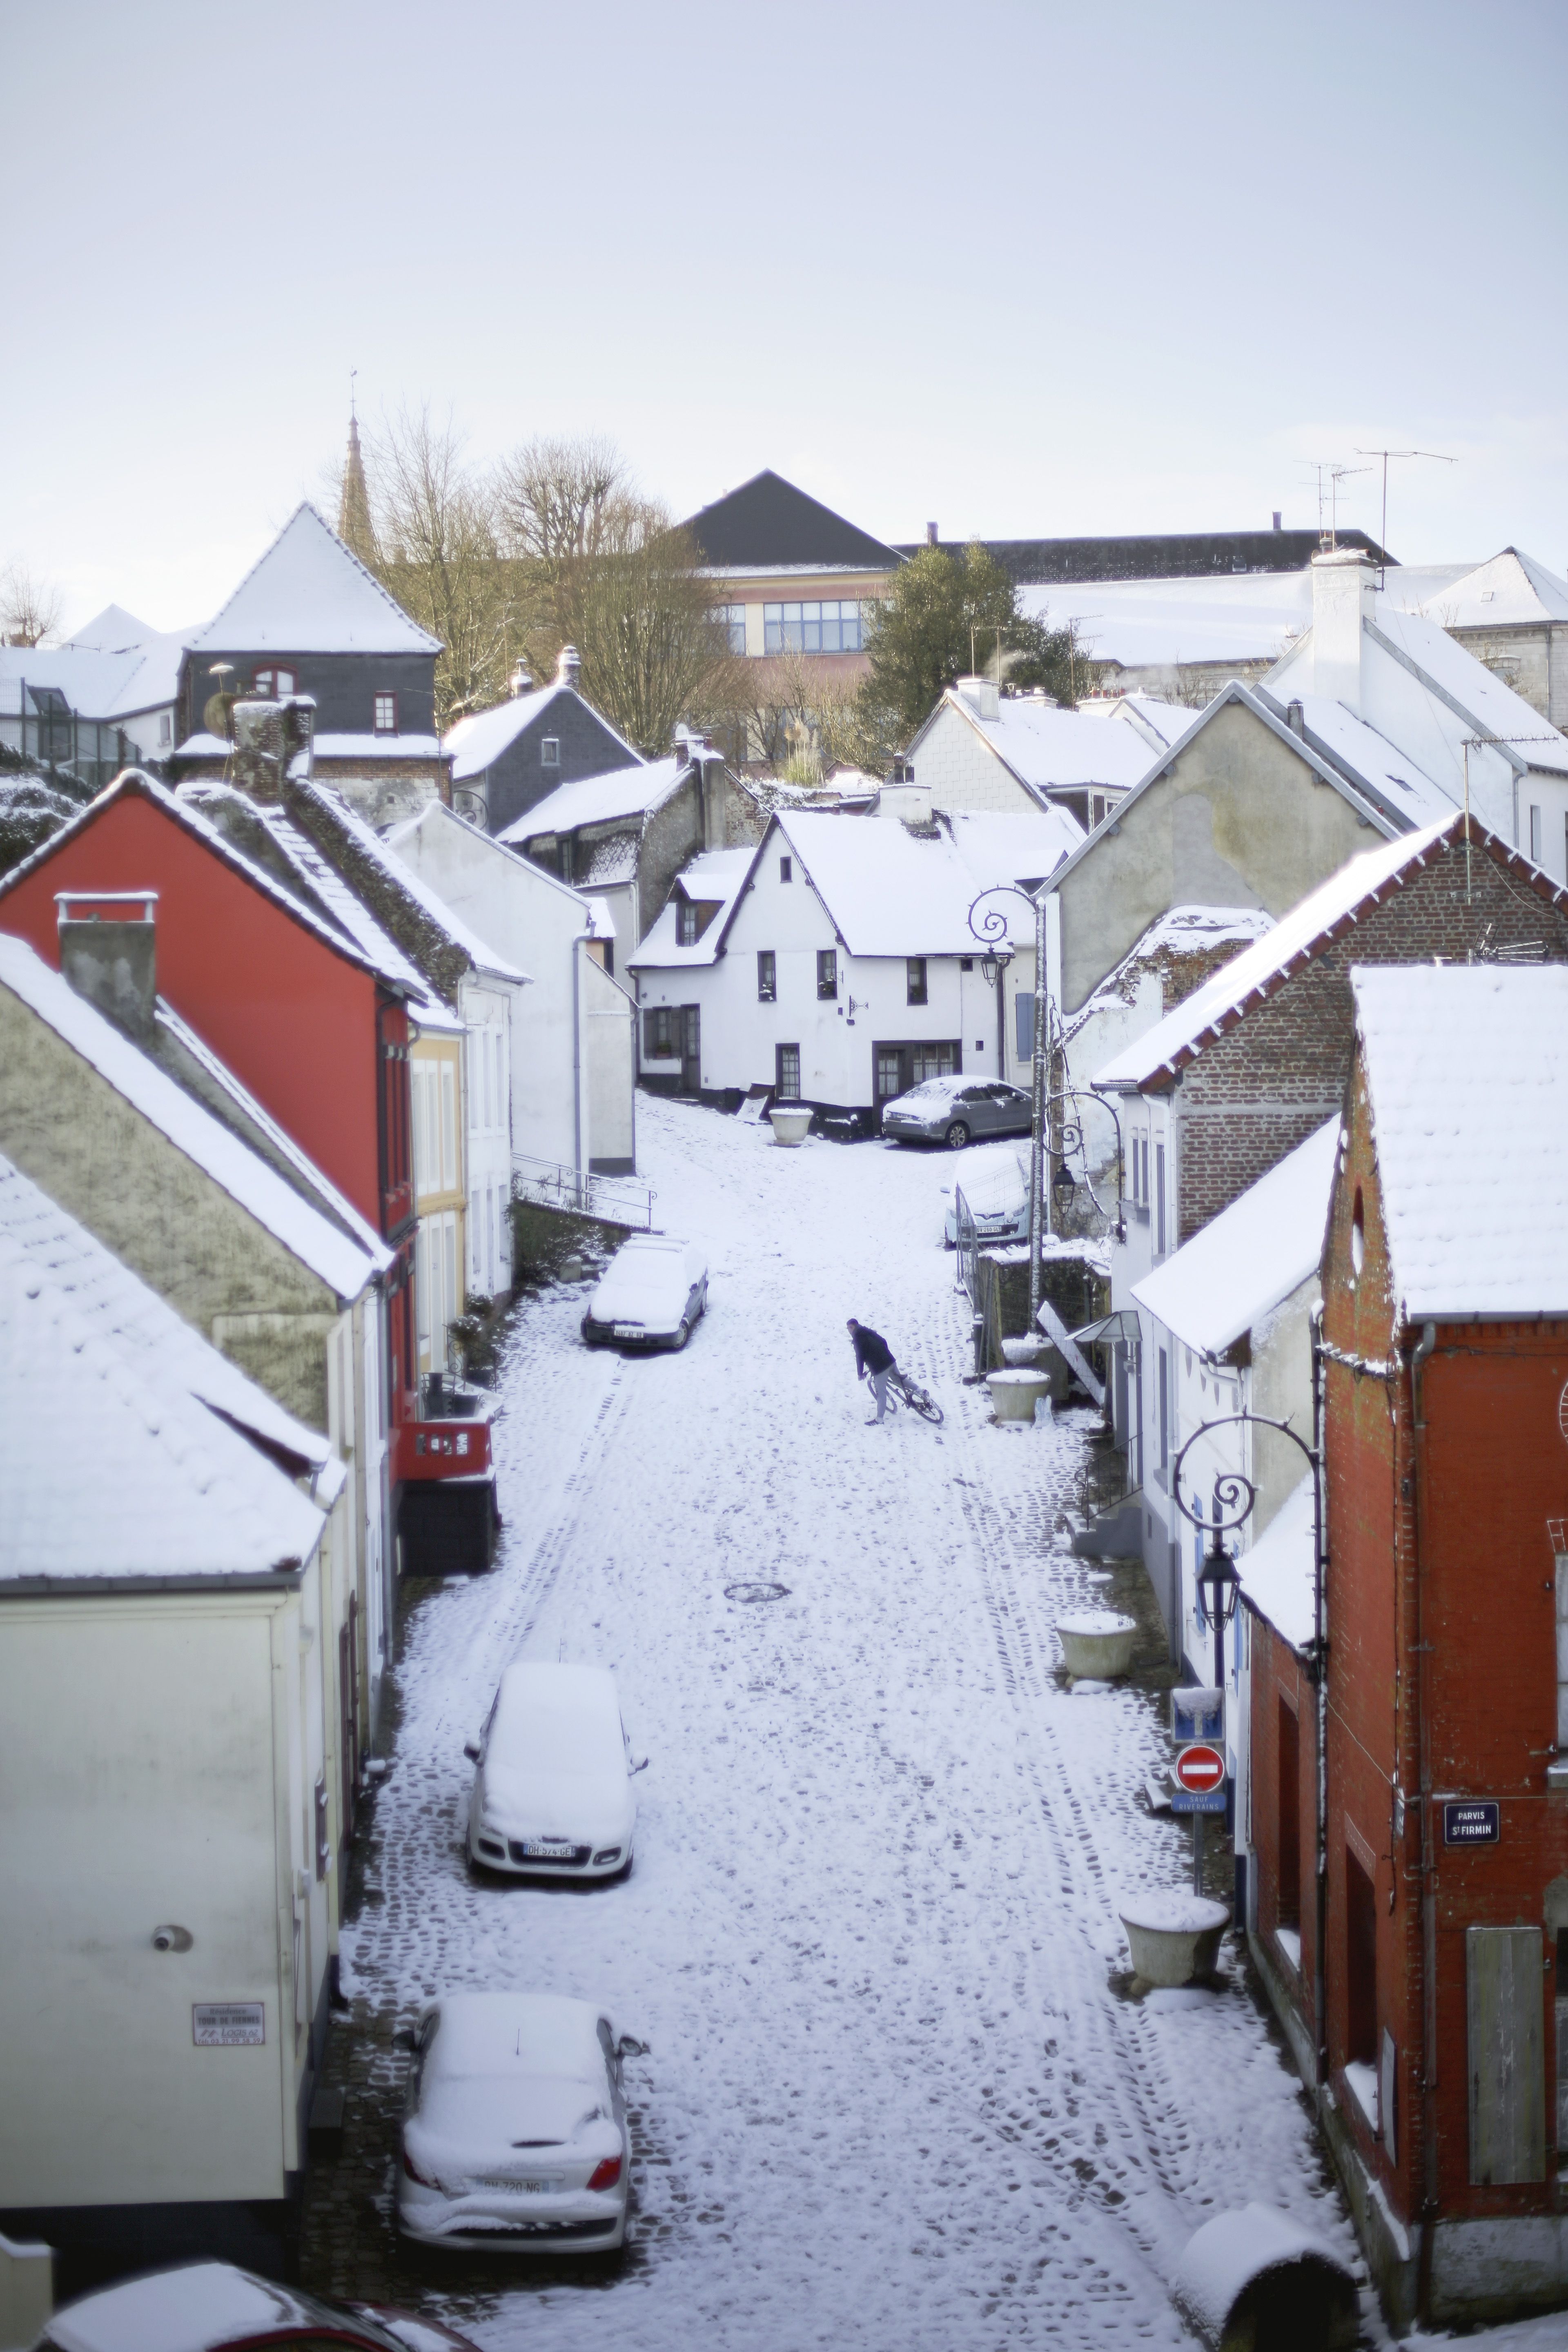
338,1096,1361,2351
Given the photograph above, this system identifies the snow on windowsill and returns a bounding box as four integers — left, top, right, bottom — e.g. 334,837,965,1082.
1342,2058,1379,2138
1274,1925,1302,1977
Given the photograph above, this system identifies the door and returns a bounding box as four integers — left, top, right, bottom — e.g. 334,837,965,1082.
1468,1925,1546,2183
776,1042,801,1099
680,1005,701,1094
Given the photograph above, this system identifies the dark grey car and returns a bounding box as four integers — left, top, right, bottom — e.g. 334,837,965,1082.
882,1078,1033,1149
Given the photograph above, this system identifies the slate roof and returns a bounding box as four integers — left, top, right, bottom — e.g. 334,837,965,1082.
901,528,1393,584
444,686,640,781
501,756,684,843
0,1154,330,1586
187,503,441,656
1354,964,1568,1321
684,471,904,573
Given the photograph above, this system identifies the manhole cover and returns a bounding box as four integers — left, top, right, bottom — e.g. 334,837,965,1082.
724,1580,791,1604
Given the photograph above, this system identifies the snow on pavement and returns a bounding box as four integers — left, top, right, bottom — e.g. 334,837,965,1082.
344,1095,1361,2350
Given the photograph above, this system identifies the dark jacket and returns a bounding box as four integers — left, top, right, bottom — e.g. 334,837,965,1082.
851,1324,894,1377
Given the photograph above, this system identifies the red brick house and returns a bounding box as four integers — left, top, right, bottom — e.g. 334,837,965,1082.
1249,963,1568,2331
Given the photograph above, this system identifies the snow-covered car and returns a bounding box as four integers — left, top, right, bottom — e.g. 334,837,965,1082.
581,1235,707,1350
397,1992,637,2255
882,1076,1033,1148
466,1661,641,1879
941,1153,1031,1247
31,2261,481,2352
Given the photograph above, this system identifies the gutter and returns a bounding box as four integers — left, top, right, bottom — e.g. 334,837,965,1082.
0,1565,308,1599
1310,1305,1329,2090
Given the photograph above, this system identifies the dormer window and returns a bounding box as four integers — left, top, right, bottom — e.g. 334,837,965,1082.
677,899,698,947
541,737,561,768
253,667,296,699
374,692,398,735
780,855,793,884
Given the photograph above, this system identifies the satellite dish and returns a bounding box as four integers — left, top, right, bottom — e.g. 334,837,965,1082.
203,690,236,739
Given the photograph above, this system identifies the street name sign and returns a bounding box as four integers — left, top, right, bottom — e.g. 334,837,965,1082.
1442,1800,1500,1847
192,2001,265,2046
1171,1741,1228,1815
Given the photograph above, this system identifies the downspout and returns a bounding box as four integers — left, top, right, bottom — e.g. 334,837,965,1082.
571,932,587,1203
1310,1303,1329,2088
1410,1316,1439,2324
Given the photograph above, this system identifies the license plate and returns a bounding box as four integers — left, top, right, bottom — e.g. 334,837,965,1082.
520,1841,575,1858
476,2176,563,2194
613,1324,643,1338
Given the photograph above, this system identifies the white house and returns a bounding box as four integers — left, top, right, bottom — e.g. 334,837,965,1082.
900,675,1159,829
0,1154,342,2281
388,801,638,1180
0,605,188,786
628,807,1077,1120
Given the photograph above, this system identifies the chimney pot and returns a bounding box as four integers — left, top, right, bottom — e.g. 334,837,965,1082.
927,521,939,546
1272,510,1282,531
510,664,533,699
556,644,581,692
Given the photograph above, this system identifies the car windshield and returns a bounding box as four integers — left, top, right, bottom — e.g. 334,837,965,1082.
905,1078,960,1100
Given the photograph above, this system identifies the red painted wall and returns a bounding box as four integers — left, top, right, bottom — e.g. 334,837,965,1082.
0,789,384,1229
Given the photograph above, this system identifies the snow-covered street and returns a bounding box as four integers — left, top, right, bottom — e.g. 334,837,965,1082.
329,1095,1362,2350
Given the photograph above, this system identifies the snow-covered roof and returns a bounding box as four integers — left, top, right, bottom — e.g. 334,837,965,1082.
186,503,442,657
940,807,1085,894
776,811,1034,956
1236,1473,1316,1652
1133,1119,1336,1357
1076,692,1196,749
0,1155,328,1585
226,796,444,1011
1418,547,1568,629
1067,904,1277,1039
444,684,640,781
1255,692,1454,826
1354,964,1568,1321
0,623,187,725
0,935,385,1303
1091,817,1462,1092
501,755,684,843
1371,606,1568,779
910,688,1155,798
383,801,617,940
310,731,444,762
628,848,757,971
286,778,528,988
1018,564,1487,672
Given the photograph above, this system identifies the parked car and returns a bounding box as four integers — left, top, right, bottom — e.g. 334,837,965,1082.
397,1992,637,2255
882,1076,1033,1148
466,1661,641,1879
581,1236,707,1350
941,1152,1031,1247
33,2261,481,2352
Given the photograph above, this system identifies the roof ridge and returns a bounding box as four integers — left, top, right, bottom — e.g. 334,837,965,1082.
188,503,443,655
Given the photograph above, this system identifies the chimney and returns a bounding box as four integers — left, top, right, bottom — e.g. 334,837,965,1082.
1286,699,1305,737
555,644,581,693
880,780,932,828
956,673,1000,723
1272,510,1282,531
231,694,314,804
926,521,939,546
510,664,533,699
56,890,159,1043
1308,548,1377,710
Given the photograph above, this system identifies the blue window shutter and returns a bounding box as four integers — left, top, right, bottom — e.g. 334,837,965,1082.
1015,991,1035,1062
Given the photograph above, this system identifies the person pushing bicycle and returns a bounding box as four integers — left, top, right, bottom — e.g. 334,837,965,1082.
847,1317,896,1425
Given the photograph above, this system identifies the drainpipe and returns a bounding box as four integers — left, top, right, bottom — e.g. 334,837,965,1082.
1310,1303,1329,2090
571,932,589,1207
1410,1317,1439,2324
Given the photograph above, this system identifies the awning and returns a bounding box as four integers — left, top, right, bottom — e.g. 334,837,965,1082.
1069,1309,1142,1348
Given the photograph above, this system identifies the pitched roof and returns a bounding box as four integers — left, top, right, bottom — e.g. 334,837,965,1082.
0,934,387,1303
1236,1472,1316,1652
1417,547,1568,628
1133,1118,1337,1357
939,808,1085,895
1354,964,1568,1321
1254,689,1455,826
626,848,758,971
909,688,1156,797
772,811,1036,958
1066,904,1277,1042
684,470,903,573
0,1154,329,1585
938,528,1392,586
186,503,442,657
1091,818,1463,1091
443,685,640,781
500,756,684,843
1369,606,1568,778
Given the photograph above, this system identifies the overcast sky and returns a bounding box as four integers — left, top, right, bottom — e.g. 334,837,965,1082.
5,0,1566,632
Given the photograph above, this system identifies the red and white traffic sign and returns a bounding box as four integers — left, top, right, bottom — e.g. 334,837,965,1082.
1174,1742,1226,1795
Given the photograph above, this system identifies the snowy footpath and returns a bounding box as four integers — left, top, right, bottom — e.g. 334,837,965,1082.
339,1094,1363,2351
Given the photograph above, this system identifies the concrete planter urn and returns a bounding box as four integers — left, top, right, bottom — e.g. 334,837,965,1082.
1118,1891,1230,1987
1057,1610,1138,1681
987,1368,1053,1422
768,1104,813,1147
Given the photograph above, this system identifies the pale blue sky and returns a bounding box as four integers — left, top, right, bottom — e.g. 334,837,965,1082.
5,0,1566,630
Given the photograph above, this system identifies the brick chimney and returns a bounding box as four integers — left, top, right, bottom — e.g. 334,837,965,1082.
1308,549,1378,711
231,694,316,804
56,890,159,1043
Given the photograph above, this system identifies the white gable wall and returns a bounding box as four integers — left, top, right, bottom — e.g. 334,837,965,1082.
907,703,1041,816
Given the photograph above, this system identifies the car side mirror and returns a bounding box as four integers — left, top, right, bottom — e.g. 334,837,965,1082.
616,2035,648,2060
392,2027,419,2053
630,1754,650,1775
463,1740,481,1763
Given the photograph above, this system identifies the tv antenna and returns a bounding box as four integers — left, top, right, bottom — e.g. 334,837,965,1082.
1354,448,1456,584
1300,461,1372,550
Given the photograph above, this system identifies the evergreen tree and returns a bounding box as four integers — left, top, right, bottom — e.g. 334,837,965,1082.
859,541,1094,749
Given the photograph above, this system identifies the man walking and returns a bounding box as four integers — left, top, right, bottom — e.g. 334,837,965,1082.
847,1316,896,1424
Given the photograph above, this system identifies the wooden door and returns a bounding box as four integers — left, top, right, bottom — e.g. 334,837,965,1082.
1468,1924,1546,2183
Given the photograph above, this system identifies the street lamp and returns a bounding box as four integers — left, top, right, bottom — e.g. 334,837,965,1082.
968,884,1046,1320
1051,1154,1076,1208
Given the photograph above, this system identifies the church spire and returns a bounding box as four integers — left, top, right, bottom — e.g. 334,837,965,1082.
337,378,377,566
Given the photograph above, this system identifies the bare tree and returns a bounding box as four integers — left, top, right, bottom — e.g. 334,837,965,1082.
560,506,739,757
494,435,633,569
1,560,65,648
729,643,891,780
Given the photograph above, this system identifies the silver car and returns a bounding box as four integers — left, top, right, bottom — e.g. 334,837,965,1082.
882,1077,1033,1149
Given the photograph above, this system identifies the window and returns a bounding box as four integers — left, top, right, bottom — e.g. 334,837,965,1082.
776,1043,801,1098
1530,804,1543,863
1154,1141,1167,1256
1014,991,1034,1060
252,666,297,699
1277,1699,1300,1930
710,603,747,656
764,600,864,654
1157,1348,1169,1470
541,736,560,767
906,957,927,1007
440,1062,458,1192
1345,1847,1378,2069
780,855,793,883
158,712,172,746
909,1040,958,1083
817,949,837,1000
644,1006,678,1059
1350,1186,1366,1279
677,899,698,947
757,951,776,1001
374,692,398,735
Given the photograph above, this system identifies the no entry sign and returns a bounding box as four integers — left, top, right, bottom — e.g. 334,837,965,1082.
1171,1741,1228,1815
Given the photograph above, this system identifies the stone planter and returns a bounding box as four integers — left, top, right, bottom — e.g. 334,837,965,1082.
987,1368,1053,1422
1057,1610,1138,1681
768,1104,813,1147
1118,1891,1230,1987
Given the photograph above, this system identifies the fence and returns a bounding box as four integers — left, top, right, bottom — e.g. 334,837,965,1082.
511,1153,656,1231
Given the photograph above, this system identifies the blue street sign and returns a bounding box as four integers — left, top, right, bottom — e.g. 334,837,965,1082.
1171,1786,1228,1815
1442,1800,1500,1846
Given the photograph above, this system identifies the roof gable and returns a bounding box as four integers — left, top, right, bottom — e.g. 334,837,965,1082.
684,470,903,572
187,503,442,657
443,685,641,781
909,690,1158,797
500,756,684,843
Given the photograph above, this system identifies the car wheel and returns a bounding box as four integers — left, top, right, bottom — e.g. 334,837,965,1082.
944,1120,970,1149
672,1319,691,1350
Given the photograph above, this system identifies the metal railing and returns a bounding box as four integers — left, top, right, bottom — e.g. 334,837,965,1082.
512,1154,655,1231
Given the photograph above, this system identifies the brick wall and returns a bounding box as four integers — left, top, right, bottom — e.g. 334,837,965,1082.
1246,1609,1318,2040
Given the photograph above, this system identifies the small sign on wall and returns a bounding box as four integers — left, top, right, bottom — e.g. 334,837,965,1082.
1443,1801,1501,1847
192,2002,265,2046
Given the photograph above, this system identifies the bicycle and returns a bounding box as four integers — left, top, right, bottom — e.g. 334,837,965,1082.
887,1367,944,1425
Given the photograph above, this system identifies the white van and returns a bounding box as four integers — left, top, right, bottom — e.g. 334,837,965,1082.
466,1662,641,1879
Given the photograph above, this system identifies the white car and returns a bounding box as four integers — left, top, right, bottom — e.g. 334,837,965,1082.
581,1236,708,1351
942,1152,1031,1247
466,1662,641,1879
31,2263,483,2351
397,1992,637,2255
